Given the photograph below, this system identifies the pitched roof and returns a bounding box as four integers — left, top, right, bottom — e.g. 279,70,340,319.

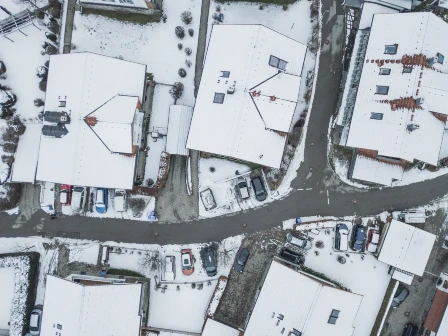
352,154,404,186
36,53,146,189
187,25,307,168
40,275,142,336
244,260,363,336
424,290,448,332
166,105,193,156
345,13,448,166
378,219,436,275
202,318,240,336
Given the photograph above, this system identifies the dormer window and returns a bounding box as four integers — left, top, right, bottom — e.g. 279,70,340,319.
328,309,340,324
437,53,444,64
384,44,397,55
213,93,225,104
376,85,389,95
403,67,412,74
269,55,287,71
221,71,230,78
379,68,390,75
59,101,66,107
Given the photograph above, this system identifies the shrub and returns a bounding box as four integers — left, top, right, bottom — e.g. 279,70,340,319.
0,61,6,76
39,81,47,92
128,198,146,213
146,178,154,187
1,155,14,165
169,82,184,101
188,28,194,37
175,26,185,39
185,47,192,56
178,43,183,50
8,115,26,136
2,127,19,144
36,66,48,79
45,32,57,42
181,11,192,25
212,13,219,21
259,4,264,10
178,68,186,78
47,21,59,34
34,99,44,107
3,142,17,153
283,4,288,10
185,59,192,68
48,0,61,6
46,44,58,55
209,167,215,173
36,10,45,20
49,6,61,18
216,5,221,12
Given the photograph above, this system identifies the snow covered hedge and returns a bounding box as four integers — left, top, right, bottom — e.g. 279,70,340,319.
0,253,39,336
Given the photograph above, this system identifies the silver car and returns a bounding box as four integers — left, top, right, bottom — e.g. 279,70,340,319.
29,308,42,336
286,233,312,250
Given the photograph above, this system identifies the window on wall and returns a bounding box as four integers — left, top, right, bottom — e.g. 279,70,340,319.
376,86,389,95
384,45,398,54
213,93,225,104
328,310,340,325
371,113,383,120
403,67,412,73
221,71,230,78
269,55,288,71
437,53,444,64
379,68,391,75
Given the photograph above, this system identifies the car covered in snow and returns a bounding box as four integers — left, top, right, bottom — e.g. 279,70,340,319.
335,223,349,251
114,189,128,212
236,177,249,200
60,184,72,205
95,188,108,214
181,249,194,275
351,225,365,251
233,248,250,272
286,233,312,250
164,256,176,281
367,230,380,253
29,308,42,336
71,186,86,211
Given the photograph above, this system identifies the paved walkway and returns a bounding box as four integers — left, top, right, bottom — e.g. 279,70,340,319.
62,0,76,54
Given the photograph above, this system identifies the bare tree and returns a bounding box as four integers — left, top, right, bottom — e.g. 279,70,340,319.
138,249,162,275
185,47,192,56
218,240,239,266
178,68,186,78
169,82,184,102
175,26,185,39
181,11,192,24
3,142,17,153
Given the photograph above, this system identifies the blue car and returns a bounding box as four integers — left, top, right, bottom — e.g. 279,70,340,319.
352,225,365,251
95,188,108,214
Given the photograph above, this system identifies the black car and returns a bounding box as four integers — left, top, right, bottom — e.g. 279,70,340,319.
392,285,410,308
402,323,417,336
352,225,365,251
251,176,267,202
279,248,305,265
233,248,250,272
203,247,217,277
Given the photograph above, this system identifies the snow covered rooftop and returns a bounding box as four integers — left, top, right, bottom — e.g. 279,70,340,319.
166,105,193,156
345,13,448,166
352,155,404,186
244,260,363,336
202,318,239,336
187,25,307,168
36,53,146,189
10,123,42,183
378,219,436,276
78,0,150,9
40,275,142,336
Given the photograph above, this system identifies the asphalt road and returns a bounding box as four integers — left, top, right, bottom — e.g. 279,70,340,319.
1,0,448,245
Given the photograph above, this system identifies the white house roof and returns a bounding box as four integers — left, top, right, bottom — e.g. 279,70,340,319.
166,105,193,156
202,318,239,336
40,275,142,336
352,155,404,186
10,123,42,183
244,260,363,336
36,53,146,189
79,0,150,9
378,219,436,276
345,13,448,166
187,25,307,168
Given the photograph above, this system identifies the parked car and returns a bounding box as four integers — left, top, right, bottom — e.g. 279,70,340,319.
114,189,128,212
367,230,380,253
71,186,86,211
402,323,417,336
279,247,305,265
335,223,349,251
251,176,267,202
352,225,366,251
181,249,194,275
60,184,72,205
286,233,312,250
391,285,410,308
233,248,250,272
236,177,249,200
204,247,217,277
95,188,108,214
164,256,175,281
29,308,42,336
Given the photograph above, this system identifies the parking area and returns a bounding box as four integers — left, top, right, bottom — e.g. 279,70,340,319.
380,209,448,336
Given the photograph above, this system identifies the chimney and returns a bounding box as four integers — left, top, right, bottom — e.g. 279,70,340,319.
85,116,98,127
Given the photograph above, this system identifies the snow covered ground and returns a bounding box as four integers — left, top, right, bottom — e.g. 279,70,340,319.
0,267,15,330
71,0,200,107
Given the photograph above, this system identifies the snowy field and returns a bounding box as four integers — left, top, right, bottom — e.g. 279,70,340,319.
0,267,15,330
71,0,200,107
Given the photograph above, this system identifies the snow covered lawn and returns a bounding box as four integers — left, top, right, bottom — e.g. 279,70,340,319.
300,222,391,336
0,267,15,330
72,0,200,107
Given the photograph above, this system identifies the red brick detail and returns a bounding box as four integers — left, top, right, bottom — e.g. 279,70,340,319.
357,148,406,168
432,112,448,123
85,116,98,127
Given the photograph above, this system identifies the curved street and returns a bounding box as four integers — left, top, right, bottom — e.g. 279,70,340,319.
1,0,447,245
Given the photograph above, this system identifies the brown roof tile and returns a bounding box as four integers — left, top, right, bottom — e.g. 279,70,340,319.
424,290,448,332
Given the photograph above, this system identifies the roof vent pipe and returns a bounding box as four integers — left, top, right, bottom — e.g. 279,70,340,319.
407,124,420,132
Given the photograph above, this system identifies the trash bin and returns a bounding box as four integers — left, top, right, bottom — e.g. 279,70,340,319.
296,217,302,224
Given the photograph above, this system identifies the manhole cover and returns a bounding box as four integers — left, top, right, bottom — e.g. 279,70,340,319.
418,277,424,282
325,39,330,44
404,311,410,317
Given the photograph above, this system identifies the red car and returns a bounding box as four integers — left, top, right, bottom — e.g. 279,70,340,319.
60,185,72,205
181,249,194,275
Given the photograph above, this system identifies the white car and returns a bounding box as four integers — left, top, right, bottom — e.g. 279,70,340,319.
286,233,312,250
367,230,380,253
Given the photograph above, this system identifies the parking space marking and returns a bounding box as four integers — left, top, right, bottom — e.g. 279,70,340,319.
327,190,330,205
